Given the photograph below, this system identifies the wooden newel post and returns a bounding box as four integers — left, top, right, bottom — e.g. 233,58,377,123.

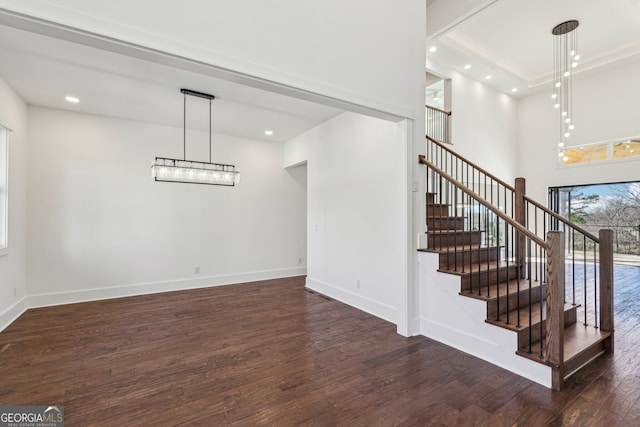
546,231,565,391
515,178,526,278
599,229,614,353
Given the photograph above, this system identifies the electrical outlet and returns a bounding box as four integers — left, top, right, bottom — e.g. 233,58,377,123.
298,257,302,264
13,287,17,297
356,279,361,289
194,266,200,274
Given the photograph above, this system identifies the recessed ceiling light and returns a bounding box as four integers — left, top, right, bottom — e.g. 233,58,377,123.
429,46,437,53
65,96,80,103
464,64,471,70
264,130,274,136
511,88,518,92
485,75,492,80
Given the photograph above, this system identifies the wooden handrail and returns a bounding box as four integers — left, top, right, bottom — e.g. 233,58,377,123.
426,136,516,192
425,104,452,116
523,196,600,243
426,136,599,244
419,155,547,248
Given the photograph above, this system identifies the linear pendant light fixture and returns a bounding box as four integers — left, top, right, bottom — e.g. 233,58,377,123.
552,20,580,155
151,89,240,186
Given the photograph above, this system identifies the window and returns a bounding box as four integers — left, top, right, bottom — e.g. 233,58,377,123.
0,125,7,255
561,138,640,165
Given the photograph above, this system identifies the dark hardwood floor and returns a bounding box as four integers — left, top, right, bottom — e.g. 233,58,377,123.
1,271,639,426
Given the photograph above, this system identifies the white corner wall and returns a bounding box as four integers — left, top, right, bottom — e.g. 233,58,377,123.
518,58,640,202
26,107,306,306
284,112,405,324
0,77,28,330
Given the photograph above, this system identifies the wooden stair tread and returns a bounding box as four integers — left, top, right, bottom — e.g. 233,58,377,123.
563,323,611,362
486,302,576,332
421,245,499,254
516,324,610,371
460,278,543,302
428,229,481,235
438,260,516,276
432,244,499,251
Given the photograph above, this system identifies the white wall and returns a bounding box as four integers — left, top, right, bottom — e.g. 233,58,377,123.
26,107,306,305
426,63,519,183
284,112,405,324
0,77,28,329
518,58,640,202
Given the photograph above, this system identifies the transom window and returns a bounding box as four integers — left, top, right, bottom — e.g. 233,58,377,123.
561,138,640,165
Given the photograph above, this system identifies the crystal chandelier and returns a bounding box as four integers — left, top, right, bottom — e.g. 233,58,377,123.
552,20,580,157
152,89,240,186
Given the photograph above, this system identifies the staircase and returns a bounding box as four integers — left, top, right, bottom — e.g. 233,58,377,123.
419,136,614,390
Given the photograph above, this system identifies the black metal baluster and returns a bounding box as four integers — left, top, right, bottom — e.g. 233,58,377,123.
453,165,458,272
539,272,544,359
533,206,542,282
516,229,521,328
583,234,587,326
505,221,510,325
528,239,533,354
439,175,443,252
572,228,576,306
594,242,598,329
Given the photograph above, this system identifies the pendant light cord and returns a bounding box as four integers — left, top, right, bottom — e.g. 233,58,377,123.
180,88,216,163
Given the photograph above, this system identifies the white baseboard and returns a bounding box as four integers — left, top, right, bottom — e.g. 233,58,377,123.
28,267,307,309
305,277,397,324
0,298,28,332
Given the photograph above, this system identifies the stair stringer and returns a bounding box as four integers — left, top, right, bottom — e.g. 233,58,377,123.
418,251,552,388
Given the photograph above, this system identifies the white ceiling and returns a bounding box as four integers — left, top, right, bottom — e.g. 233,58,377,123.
0,24,343,142
426,0,640,97
5,1,638,134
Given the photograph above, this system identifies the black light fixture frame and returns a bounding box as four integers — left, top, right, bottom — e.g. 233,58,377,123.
152,88,240,186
